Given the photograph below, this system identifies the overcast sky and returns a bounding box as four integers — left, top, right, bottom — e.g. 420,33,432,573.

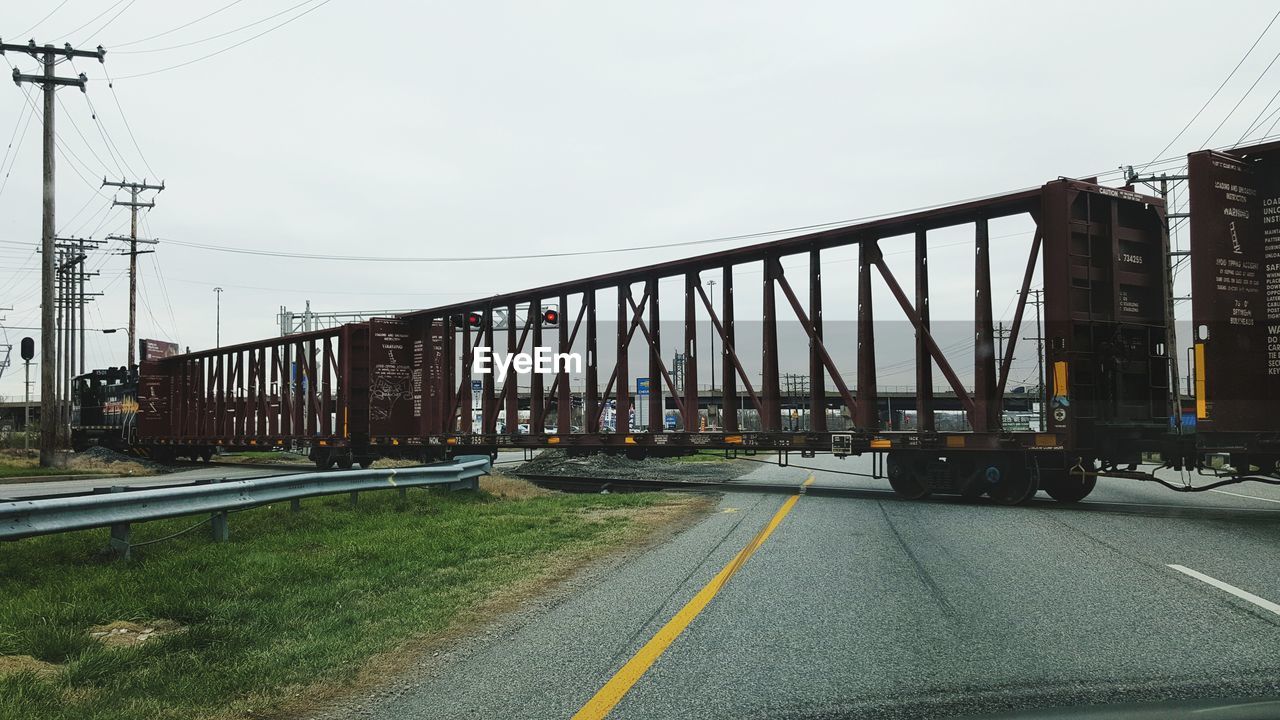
0,0,1277,399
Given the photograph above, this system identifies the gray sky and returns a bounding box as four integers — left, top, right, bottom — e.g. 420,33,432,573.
0,0,1277,399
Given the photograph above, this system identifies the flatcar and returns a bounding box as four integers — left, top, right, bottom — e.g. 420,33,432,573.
77,141,1280,504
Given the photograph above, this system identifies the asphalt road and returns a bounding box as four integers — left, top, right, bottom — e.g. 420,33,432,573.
322,455,1280,719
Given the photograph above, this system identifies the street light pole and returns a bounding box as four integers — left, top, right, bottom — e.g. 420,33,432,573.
214,287,223,348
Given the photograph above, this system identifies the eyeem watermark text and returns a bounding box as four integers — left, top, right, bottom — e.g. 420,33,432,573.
472,346,582,383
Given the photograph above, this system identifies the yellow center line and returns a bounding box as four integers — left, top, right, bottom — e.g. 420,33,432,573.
803,475,815,486
572,476,810,720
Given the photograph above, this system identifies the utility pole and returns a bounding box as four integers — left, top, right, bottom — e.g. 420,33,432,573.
1023,289,1045,431
4,39,106,467
705,278,716,393
994,322,1012,371
214,287,223,347
68,237,105,374
53,238,102,436
1124,167,1188,431
103,177,163,367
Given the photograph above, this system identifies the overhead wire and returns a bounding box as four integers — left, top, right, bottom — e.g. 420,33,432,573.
0,90,36,202
58,0,131,41
1232,85,1280,145
113,0,336,80
110,0,249,48
141,211,180,342
94,63,158,178
79,0,138,45
1200,43,1280,149
1138,7,1280,172
113,0,322,54
12,0,74,38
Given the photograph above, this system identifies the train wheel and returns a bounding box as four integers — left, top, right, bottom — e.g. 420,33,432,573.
358,457,375,469
987,459,1038,506
1042,462,1097,503
200,448,213,463
886,453,930,500
336,453,354,470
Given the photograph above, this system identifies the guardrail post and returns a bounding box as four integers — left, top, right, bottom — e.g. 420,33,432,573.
210,511,229,543
107,486,131,560
450,477,479,491
349,491,359,505
290,498,302,512
109,522,131,559
398,487,407,500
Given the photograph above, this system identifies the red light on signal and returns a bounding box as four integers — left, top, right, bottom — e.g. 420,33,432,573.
466,312,483,328
542,309,559,325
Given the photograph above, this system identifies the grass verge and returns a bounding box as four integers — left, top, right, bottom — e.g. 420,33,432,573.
0,464,91,480
0,451,156,481
0,475,711,720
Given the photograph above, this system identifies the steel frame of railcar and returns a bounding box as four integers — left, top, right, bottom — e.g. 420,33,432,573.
137,175,1186,493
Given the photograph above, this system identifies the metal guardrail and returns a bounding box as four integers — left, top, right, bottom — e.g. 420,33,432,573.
0,455,491,557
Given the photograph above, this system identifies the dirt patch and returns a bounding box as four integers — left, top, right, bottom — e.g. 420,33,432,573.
88,620,186,648
0,654,60,679
516,448,754,483
371,458,426,469
480,474,555,500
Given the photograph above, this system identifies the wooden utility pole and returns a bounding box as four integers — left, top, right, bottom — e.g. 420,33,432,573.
54,237,103,423
4,39,106,467
103,178,164,367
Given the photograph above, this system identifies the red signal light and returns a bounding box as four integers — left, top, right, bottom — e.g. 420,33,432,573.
466,312,483,328
542,309,559,325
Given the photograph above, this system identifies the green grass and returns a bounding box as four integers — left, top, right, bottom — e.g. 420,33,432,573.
0,481,689,720
0,465,90,480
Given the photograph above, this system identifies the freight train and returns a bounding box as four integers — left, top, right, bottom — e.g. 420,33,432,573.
72,141,1280,504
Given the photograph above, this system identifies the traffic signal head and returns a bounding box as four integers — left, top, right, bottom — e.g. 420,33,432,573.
541,308,559,326
20,337,34,361
467,312,484,328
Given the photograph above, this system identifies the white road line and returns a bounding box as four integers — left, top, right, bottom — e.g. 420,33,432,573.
1208,488,1280,504
1167,564,1280,617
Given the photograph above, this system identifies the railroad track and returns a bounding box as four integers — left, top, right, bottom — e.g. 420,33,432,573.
514,472,892,499
513,473,1280,520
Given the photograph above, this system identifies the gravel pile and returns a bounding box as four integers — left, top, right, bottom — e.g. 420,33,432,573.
77,445,173,473
515,449,752,483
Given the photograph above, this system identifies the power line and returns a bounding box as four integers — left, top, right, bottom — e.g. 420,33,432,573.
153,188,1053,263
54,93,120,176
1201,44,1280,149
0,90,36,202
92,63,157,178
80,0,138,45
113,0,336,80
1233,84,1280,145
111,0,249,48
1138,8,1280,172
59,0,131,41
12,0,74,38
114,0,321,54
